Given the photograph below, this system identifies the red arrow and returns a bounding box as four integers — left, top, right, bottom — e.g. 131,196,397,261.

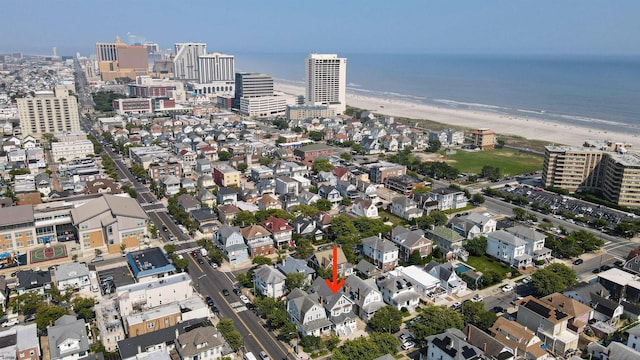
325,246,345,294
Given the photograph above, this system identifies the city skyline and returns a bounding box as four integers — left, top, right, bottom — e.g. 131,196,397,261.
1,0,640,56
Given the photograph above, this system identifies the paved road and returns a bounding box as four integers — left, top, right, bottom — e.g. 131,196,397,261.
185,253,294,359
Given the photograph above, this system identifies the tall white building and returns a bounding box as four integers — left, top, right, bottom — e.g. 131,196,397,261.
18,86,81,137
305,53,347,114
194,52,235,96
173,43,207,81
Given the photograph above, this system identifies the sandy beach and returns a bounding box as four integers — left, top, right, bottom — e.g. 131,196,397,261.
275,82,637,147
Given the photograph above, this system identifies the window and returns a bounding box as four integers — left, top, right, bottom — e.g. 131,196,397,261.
147,322,155,329
83,233,89,239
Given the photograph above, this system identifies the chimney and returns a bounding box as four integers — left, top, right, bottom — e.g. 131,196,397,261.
467,325,471,340
175,328,179,340
137,345,141,354
483,343,487,352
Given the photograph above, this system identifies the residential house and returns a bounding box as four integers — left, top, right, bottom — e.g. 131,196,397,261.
254,264,287,298
422,329,485,360
486,230,532,268
160,175,181,196
588,341,640,360
627,323,640,352
337,181,359,201
241,224,274,257
350,198,379,218
563,282,611,306
449,212,497,240
275,177,299,197
47,315,90,360
16,270,52,296
385,175,424,196
463,324,514,360
390,265,441,297
309,277,358,337
343,275,385,321
189,208,218,234
376,273,421,311
216,204,240,225
212,164,240,188
84,178,122,195
598,268,640,302
173,326,225,360
541,293,593,334
277,256,315,287
390,196,423,221
426,226,466,257
293,143,334,166
428,187,468,211
309,247,353,278
257,194,282,211
53,262,91,292
390,226,432,262
355,259,383,279
217,224,249,265
516,296,579,355
360,236,399,272
286,288,332,337
176,194,200,212
216,187,238,206
425,261,467,294
591,293,624,325
490,317,550,360
299,190,320,206
292,216,323,240
181,178,196,193
262,217,293,249
318,185,341,208
505,225,552,262
195,188,216,208
0,324,41,360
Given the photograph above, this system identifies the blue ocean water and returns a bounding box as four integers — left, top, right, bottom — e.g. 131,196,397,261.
235,52,640,134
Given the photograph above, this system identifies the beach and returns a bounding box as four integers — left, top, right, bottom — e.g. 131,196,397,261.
275,82,638,147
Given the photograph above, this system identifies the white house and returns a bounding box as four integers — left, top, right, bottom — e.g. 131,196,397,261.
425,261,467,295
428,187,468,211
505,225,552,262
391,265,441,296
350,198,379,218
343,275,385,321
390,196,423,221
310,278,358,337
376,274,421,311
217,225,249,265
53,262,91,292
360,236,399,272
254,265,287,298
449,212,497,239
318,185,341,207
486,230,532,268
287,288,332,337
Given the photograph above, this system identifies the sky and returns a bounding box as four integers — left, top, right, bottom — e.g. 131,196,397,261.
1,0,639,56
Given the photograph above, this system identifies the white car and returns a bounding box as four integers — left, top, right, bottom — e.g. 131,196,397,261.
502,285,514,292
522,276,532,284
1,319,19,327
402,341,415,350
240,295,251,304
471,294,483,302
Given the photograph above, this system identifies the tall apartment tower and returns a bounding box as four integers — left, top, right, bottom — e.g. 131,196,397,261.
194,53,236,95
234,72,274,106
18,86,81,137
96,38,149,82
173,43,207,81
305,53,347,114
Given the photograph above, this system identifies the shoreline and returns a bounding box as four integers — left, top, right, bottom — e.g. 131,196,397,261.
275,82,638,148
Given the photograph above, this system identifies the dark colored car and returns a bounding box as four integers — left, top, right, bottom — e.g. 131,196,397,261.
197,258,204,265
592,268,601,274
491,306,505,313
212,306,220,314
206,296,214,307
233,288,241,295
614,260,624,267
600,264,612,271
573,258,584,265
191,250,199,257
222,289,230,296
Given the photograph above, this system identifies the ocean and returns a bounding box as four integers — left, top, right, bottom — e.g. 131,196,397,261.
234,52,640,134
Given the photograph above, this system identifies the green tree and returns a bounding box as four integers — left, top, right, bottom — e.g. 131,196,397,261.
314,198,333,211
218,150,232,161
481,165,501,181
294,237,314,259
409,249,424,265
566,229,604,252
531,263,577,296
312,158,334,172
329,215,358,243
236,162,248,172
14,292,45,315
290,204,320,218
462,301,498,331
216,319,242,351
471,193,485,204
73,297,97,320
331,333,399,360
275,136,286,145
272,119,289,130
340,196,351,206
340,152,352,161
308,131,323,141
368,306,403,333
413,185,430,194
233,211,257,226
259,157,273,166
409,305,464,343
285,272,308,291
173,256,189,271
426,139,442,152
463,236,487,257
36,305,68,331
252,256,273,266
431,211,449,226
512,207,527,221
163,244,176,254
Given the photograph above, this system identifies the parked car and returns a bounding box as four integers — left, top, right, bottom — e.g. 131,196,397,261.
1,319,18,327
399,334,413,342
600,264,612,271
222,289,230,296
206,296,214,307
502,285,514,292
259,351,270,360
197,258,204,265
90,256,104,263
491,306,505,313
450,302,462,310
240,295,251,304
401,341,415,350
470,294,483,303
573,258,584,265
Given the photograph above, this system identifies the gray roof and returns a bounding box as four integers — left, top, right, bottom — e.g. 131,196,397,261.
564,281,610,303
176,326,223,357
47,315,89,359
0,205,33,227
505,225,546,242
117,319,207,359
487,230,527,247
177,193,200,209
466,212,493,225
289,288,323,318
14,324,39,353
463,324,512,359
53,262,90,282
344,275,382,306
16,270,51,291
392,226,428,248
255,265,286,284
361,236,398,253
218,224,241,240
426,328,484,360
70,194,147,225
277,256,315,277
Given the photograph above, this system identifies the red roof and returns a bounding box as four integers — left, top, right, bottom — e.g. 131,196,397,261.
261,217,293,233
627,247,640,261
332,167,349,178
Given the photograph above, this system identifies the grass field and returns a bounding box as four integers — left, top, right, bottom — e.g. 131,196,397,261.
378,209,408,227
445,148,543,176
464,256,513,278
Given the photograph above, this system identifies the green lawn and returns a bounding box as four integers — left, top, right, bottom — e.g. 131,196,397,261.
464,256,513,277
445,148,543,176
378,209,408,227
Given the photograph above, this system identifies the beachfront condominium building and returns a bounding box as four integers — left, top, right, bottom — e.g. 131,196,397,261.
542,144,640,207
472,128,496,150
17,86,81,137
286,105,336,121
173,42,207,81
305,53,347,114
192,52,236,96
96,38,149,81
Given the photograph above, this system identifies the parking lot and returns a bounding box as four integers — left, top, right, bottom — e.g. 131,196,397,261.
499,185,636,229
